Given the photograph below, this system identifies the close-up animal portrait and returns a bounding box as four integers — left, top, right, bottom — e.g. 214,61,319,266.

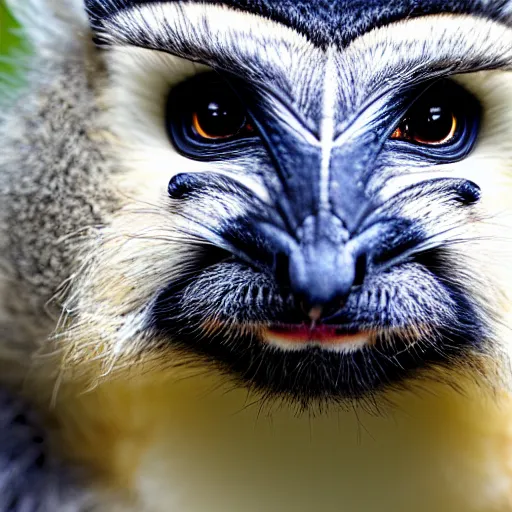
0,0,512,510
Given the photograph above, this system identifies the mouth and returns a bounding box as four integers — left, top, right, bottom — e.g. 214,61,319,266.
152,259,485,403
202,316,373,352
264,324,372,352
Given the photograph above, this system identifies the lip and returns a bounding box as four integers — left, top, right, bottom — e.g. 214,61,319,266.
263,324,372,352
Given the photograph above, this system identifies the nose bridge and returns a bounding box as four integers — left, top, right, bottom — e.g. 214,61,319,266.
328,142,381,233
249,97,382,235
234,73,387,310
258,121,380,237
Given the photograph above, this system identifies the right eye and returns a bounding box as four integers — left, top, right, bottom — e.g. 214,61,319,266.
388,79,481,161
391,103,458,146
166,73,256,158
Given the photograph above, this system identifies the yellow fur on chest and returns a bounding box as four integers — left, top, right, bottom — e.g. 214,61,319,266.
54,374,512,512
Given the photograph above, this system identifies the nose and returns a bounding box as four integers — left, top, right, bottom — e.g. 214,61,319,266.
274,211,361,317
288,237,357,315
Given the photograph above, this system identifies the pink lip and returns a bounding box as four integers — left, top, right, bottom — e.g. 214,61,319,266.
265,324,368,346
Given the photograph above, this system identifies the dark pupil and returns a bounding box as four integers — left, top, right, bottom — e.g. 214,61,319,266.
197,96,246,137
409,104,453,143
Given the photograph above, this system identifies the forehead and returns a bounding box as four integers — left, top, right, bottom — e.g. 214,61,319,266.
96,2,512,130
87,0,511,47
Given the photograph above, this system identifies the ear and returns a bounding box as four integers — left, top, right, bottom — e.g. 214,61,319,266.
5,0,89,50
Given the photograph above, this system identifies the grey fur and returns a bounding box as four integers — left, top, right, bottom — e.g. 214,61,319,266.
0,2,117,355
0,2,115,508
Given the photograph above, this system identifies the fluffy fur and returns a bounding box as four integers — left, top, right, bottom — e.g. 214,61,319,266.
1,0,512,510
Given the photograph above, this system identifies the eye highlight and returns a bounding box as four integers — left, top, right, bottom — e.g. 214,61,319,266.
166,73,256,158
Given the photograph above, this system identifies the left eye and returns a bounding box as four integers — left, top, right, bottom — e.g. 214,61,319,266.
166,73,255,158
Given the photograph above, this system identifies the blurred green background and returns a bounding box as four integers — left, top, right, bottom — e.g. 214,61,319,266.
0,1,24,79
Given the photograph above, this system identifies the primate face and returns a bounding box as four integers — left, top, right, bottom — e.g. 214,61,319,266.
64,2,512,405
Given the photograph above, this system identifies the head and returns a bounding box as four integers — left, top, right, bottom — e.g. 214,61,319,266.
4,0,512,407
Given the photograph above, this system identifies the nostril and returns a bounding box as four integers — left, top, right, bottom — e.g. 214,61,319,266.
353,253,368,287
454,180,481,205
168,173,198,199
274,252,291,288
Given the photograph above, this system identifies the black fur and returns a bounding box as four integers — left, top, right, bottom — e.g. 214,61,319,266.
0,390,90,512
86,0,512,47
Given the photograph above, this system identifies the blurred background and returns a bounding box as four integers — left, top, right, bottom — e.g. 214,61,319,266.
0,1,24,80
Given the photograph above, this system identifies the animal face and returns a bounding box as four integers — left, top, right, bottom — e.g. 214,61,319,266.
58,2,512,407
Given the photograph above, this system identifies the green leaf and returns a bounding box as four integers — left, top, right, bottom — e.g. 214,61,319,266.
0,1,24,79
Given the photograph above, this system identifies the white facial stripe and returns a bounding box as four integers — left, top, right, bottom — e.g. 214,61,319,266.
103,3,324,100
319,46,338,209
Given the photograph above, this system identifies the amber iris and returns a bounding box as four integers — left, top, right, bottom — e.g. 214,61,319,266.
192,96,252,140
391,103,458,146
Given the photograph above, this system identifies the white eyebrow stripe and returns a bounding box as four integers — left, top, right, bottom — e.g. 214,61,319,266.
102,3,322,81
337,15,512,109
320,46,337,210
